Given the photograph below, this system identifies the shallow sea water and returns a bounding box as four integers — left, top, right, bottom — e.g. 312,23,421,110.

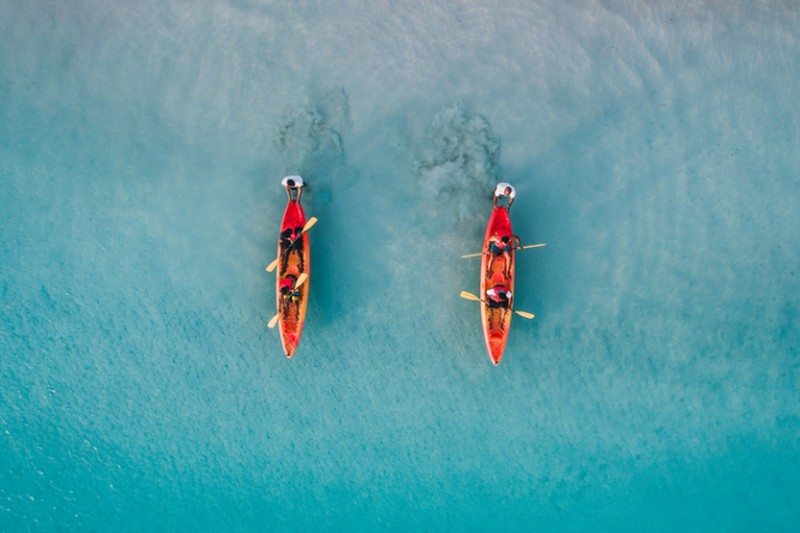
2,0,799,530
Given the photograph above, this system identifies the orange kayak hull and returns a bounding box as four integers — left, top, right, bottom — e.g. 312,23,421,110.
276,200,310,358
479,206,514,365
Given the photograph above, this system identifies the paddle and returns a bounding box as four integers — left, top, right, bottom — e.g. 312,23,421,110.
460,243,546,259
459,290,535,319
267,273,309,329
301,216,318,235
266,217,319,272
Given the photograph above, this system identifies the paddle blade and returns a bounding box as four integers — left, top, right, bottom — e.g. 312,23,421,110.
295,272,308,288
459,291,481,302
514,310,535,319
267,313,280,329
302,217,318,234
460,252,484,259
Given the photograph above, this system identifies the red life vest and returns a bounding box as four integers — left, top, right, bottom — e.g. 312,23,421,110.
487,285,511,303
279,276,300,299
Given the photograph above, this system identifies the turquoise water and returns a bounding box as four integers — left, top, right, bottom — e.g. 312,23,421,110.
2,0,799,530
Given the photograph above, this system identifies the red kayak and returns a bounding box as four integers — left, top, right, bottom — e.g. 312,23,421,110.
275,199,310,358
479,206,515,365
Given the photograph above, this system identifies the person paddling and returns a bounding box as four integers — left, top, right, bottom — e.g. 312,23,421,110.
279,274,301,303
486,284,513,327
488,232,521,279
279,225,305,252
279,175,306,270
489,233,522,255
487,284,512,306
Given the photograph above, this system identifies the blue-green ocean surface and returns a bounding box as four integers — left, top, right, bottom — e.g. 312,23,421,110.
2,0,798,530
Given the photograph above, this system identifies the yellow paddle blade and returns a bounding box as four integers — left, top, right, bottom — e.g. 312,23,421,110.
295,272,308,288
302,217,318,234
514,310,535,319
460,252,484,259
267,313,280,329
266,258,279,272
